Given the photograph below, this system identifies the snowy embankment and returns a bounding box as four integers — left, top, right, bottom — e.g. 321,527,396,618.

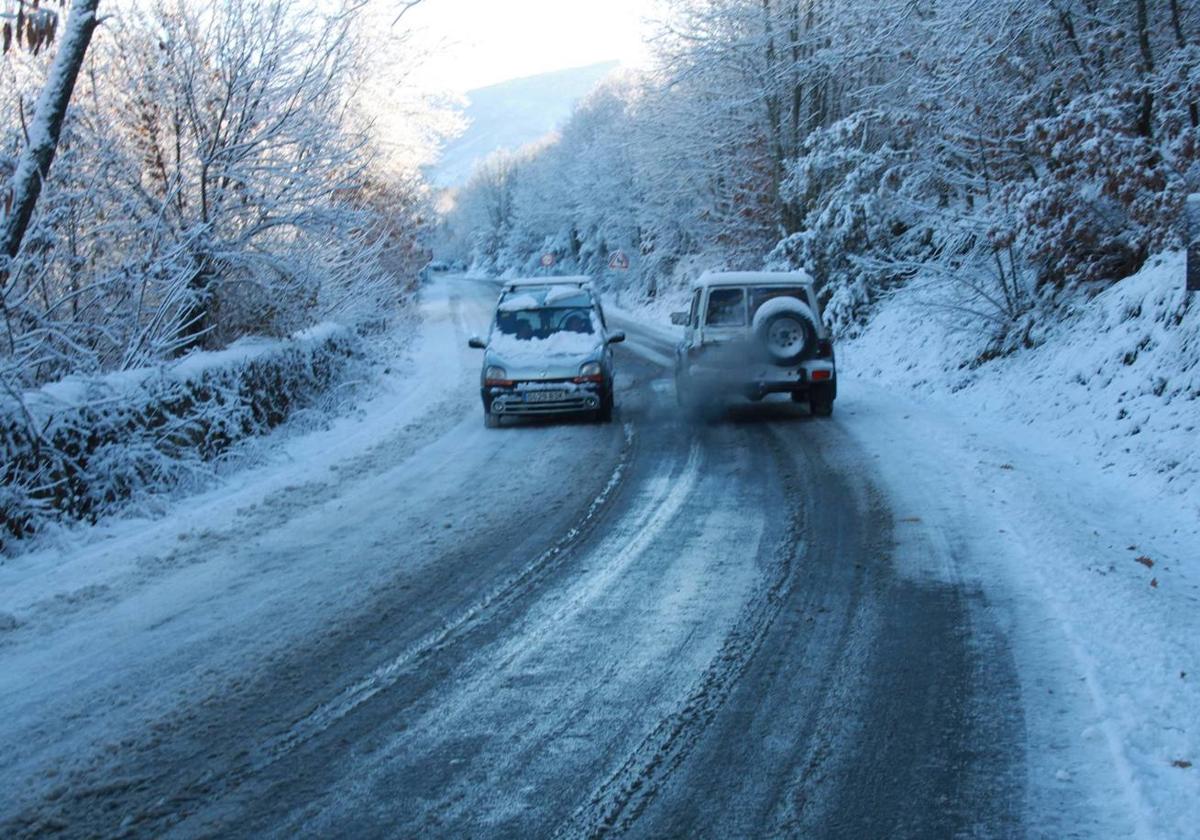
838,252,1199,838
844,252,1199,502
1,325,362,553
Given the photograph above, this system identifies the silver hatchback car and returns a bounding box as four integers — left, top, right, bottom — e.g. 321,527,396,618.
469,280,625,427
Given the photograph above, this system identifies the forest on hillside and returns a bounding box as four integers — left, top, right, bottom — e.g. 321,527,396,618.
446,0,1200,343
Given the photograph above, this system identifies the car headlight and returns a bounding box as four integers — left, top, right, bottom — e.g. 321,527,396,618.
484,365,508,383
579,362,602,378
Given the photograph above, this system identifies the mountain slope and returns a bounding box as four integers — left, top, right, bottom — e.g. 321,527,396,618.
429,61,619,188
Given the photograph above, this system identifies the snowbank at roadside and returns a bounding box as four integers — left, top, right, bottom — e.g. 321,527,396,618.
839,252,1199,837
843,252,1199,505
836,381,1199,839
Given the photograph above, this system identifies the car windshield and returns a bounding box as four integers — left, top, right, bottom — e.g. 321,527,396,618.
494,306,595,341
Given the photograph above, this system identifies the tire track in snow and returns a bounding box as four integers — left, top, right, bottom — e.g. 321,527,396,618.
553,427,806,840
248,422,640,773
253,411,719,838
515,437,704,635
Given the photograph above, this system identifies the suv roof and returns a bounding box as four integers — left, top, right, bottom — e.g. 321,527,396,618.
502,276,593,291
691,270,815,290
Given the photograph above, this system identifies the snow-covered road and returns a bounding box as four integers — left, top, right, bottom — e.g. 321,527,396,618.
1,278,1195,838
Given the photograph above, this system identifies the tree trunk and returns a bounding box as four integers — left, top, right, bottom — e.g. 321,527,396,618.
0,0,101,288
1168,0,1198,128
1134,0,1155,139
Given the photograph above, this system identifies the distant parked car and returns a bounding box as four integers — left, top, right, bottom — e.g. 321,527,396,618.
418,260,449,283
469,280,624,427
671,271,836,416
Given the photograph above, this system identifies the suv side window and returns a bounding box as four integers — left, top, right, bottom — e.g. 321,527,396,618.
706,288,746,326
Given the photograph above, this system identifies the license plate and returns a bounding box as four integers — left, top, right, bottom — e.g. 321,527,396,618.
526,390,567,403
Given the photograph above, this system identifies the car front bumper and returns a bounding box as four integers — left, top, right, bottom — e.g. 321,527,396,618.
484,381,605,416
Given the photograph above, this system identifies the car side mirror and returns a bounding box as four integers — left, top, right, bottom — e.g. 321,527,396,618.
607,331,626,345
468,336,486,349
670,312,689,326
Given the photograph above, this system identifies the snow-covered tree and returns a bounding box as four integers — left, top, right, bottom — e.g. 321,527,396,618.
1,0,435,390
448,0,1199,341
1,0,100,290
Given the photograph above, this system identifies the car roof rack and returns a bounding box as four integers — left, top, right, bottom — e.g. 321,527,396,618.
502,275,593,290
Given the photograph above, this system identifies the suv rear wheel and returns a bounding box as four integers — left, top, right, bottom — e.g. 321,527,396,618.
809,394,834,417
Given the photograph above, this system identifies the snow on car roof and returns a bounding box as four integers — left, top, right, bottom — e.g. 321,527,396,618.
497,294,541,312
691,270,815,290
497,287,593,309
544,285,591,305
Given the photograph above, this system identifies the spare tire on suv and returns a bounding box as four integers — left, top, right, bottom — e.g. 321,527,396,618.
752,297,818,366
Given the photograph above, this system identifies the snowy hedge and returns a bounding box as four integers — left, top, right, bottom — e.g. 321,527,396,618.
0,325,360,552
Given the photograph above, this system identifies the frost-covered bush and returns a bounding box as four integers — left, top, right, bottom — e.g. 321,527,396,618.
0,325,360,552
1013,90,1190,288
766,114,921,333
1,0,428,393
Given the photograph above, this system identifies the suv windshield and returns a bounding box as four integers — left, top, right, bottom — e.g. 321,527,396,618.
495,307,595,341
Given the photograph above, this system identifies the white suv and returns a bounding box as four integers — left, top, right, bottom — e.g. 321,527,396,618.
671,271,836,416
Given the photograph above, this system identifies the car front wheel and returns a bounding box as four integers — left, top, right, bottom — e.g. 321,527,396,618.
675,369,696,409
596,393,614,423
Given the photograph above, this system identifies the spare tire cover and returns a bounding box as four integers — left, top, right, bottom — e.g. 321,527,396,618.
752,296,818,366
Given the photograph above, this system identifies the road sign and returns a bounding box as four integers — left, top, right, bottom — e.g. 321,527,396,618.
1188,195,1200,292
540,253,556,268
608,250,630,271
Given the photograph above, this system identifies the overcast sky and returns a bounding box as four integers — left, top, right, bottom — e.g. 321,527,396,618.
402,0,655,94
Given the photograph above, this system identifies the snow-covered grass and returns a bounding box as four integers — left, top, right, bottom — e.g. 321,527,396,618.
843,251,1199,504
0,324,365,554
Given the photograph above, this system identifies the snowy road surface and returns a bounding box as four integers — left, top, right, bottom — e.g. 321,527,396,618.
1,278,1196,838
